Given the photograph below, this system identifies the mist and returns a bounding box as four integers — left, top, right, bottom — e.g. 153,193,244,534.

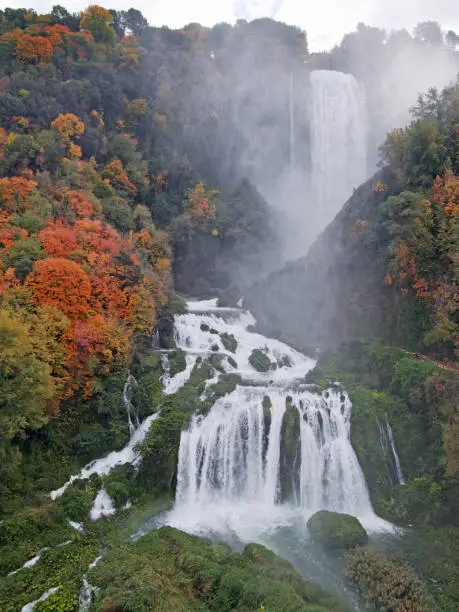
167,14,458,269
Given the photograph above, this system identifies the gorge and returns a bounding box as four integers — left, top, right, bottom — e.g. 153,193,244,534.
0,4,458,612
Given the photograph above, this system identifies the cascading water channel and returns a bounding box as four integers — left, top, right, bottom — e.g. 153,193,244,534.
309,70,367,228
166,300,391,540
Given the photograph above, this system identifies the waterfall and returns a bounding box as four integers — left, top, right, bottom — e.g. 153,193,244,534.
151,329,160,349
123,373,140,437
309,70,367,227
377,415,405,487
166,300,391,537
386,415,405,485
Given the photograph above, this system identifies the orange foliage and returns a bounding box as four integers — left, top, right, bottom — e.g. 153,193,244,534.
102,157,136,194
39,220,78,257
67,143,82,159
80,5,112,29
433,172,459,217
120,36,144,69
68,191,93,218
26,258,91,319
0,176,37,213
75,219,122,255
51,113,85,141
15,34,53,63
184,182,217,230
44,24,71,47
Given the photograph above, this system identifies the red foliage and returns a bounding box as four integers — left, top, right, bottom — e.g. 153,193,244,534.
0,176,37,212
39,220,78,257
15,34,53,63
75,219,121,255
26,258,91,319
67,191,93,218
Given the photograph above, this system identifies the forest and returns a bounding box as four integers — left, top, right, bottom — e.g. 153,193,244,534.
0,4,458,612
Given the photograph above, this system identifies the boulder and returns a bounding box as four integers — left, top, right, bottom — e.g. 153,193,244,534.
307,510,368,550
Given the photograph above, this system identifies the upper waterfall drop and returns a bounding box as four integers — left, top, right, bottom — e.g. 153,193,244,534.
309,70,367,227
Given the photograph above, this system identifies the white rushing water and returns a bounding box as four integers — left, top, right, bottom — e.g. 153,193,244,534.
50,412,160,500
377,415,405,487
309,70,367,228
123,373,140,438
21,587,59,612
165,300,392,542
79,555,102,611
386,415,405,486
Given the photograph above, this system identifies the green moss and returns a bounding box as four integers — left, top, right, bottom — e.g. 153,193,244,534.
206,374,241,404
88,526,341,611
227,355,238,369
136,363,211,494
307,511,368,551
169,350,187,378
280,405,300,502
220,332,238,353
249,349,272,373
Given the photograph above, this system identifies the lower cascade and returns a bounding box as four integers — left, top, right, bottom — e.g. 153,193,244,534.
166,300,391,538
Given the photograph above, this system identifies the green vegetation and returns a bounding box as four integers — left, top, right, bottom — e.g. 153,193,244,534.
89,526,342,611
220,332,238,353
346,547,430,611
136,361,212,493
249,349,272,373
307,511,368,551
205,373,241,404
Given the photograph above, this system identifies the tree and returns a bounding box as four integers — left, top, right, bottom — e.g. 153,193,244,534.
25,257,92,319
445,30,459,48
414,21,443,46
15,34,53,63
0,311,54,445
80,5,116,45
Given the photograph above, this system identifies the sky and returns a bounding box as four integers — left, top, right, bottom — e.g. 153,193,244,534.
2,0,459,51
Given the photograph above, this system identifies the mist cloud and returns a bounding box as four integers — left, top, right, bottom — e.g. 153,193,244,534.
6,0,459,50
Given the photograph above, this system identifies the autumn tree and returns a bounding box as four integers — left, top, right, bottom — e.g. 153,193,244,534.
15,33,53,63
0,176,37,213
25,257,92,319
184,182,217,230
80,5,115,44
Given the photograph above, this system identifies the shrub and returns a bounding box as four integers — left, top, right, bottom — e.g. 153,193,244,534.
346,547,430,611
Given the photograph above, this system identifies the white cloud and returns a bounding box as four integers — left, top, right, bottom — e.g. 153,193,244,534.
3,0,459,50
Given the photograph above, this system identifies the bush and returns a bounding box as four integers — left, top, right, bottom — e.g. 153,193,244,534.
307,511,368,551
346,547,430,611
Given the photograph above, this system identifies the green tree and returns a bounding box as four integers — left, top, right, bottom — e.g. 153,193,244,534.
0,311,54,448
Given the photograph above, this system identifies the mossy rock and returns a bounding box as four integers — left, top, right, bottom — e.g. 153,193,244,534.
227,355,238,369
206,374,241,403
220,332,238,353
280,405,301,502
307,511,368,550
249,349,271,373
169,350,187,378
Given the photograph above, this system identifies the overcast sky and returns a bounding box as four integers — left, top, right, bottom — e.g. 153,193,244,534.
3,0,459,50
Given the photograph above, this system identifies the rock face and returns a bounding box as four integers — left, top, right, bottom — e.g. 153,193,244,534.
245,168,398,353
307,511,368,550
